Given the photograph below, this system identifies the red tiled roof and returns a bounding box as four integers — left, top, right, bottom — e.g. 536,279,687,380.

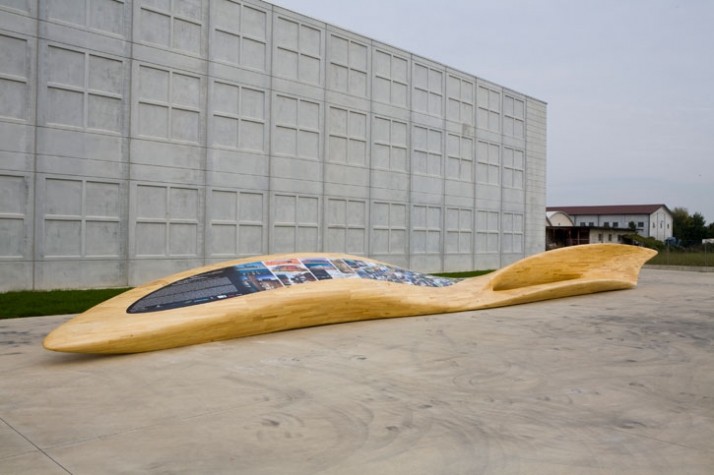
546,204,670,215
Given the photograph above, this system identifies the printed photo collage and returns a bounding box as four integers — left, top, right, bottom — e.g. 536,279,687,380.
129,257,459,313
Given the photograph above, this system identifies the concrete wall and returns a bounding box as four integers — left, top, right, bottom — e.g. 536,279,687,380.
0,0,546,291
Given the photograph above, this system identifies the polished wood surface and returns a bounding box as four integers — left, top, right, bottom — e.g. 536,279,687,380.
43,244,656,354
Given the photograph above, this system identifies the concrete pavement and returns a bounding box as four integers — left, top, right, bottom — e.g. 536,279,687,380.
1,268,713,474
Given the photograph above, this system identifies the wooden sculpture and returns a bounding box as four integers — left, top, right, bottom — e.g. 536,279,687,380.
43,244,656,354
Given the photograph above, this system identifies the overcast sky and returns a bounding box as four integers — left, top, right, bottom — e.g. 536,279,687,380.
271,0,714,222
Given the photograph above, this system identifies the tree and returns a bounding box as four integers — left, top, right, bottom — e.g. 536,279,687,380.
688,212,708,243
672,207,709,245
672,207,690,239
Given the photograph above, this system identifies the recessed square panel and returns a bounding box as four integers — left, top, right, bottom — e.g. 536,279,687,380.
173,18,201,54
213,82,239,115
211,190,237,221
88,55,123,95
239,193,263,222
136,185,166,219
0,175,26,214
135,222,166,256
213,115,238,148
0,218,24,257
242,6,266,39
0,35,27,77
44,219,81,256
346,228,365,253
46,179,82,216
88,94,122,132
86,221,120,256
211,223,237,255
47,88,83,127
239,119,264,152
242,38,266,70
172,73,200,108
138,103,169,138
241,88,264,119
89,0,125,35
139,66,169,102
297,196,318,223
169,223,198,256
48,46,84,87
171,108,200,143
0,79,27,120
85,182,119,217
238,224,262,254
140,9,171,47
174,0,201,21
299,25,320,57
214,30,240,64
169,187,198,220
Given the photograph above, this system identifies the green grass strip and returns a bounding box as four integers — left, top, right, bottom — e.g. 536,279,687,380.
647,251,713,267
0,288,131,319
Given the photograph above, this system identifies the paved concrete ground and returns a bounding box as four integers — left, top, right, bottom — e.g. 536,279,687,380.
1,268,712,474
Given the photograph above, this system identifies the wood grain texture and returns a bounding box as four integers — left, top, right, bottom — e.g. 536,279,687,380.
43,244,656,354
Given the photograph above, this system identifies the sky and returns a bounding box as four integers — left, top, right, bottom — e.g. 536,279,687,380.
270,0,714,223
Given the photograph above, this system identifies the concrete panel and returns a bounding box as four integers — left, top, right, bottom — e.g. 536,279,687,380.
272,12,322,86
271,192,320,253
327,30,369,98
326,105,367,166
410,203,442,272
38,176,124,259
412,59,444,119
324,197,368,254
446,71,475,126
207,188,266,258
135,0,204,57
211,0,269,72
130,183,202,259
444,205,474,271
372,45,409,109
476,81,501,134
503,91,526,140
0,33,31,121
53,0,126,37
370,200,408,265
0,173,31,256
209,80,267,153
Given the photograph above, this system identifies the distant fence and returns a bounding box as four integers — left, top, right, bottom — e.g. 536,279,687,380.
649,241,713,267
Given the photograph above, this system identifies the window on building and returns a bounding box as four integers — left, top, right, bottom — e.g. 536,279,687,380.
613,222,619,228
638,221,644,228
604,222,610,228
589,222,594,227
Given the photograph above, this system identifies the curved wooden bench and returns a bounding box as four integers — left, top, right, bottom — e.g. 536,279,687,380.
44,244,656,354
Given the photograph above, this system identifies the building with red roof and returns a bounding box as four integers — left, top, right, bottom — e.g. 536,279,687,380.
546,204,673,248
